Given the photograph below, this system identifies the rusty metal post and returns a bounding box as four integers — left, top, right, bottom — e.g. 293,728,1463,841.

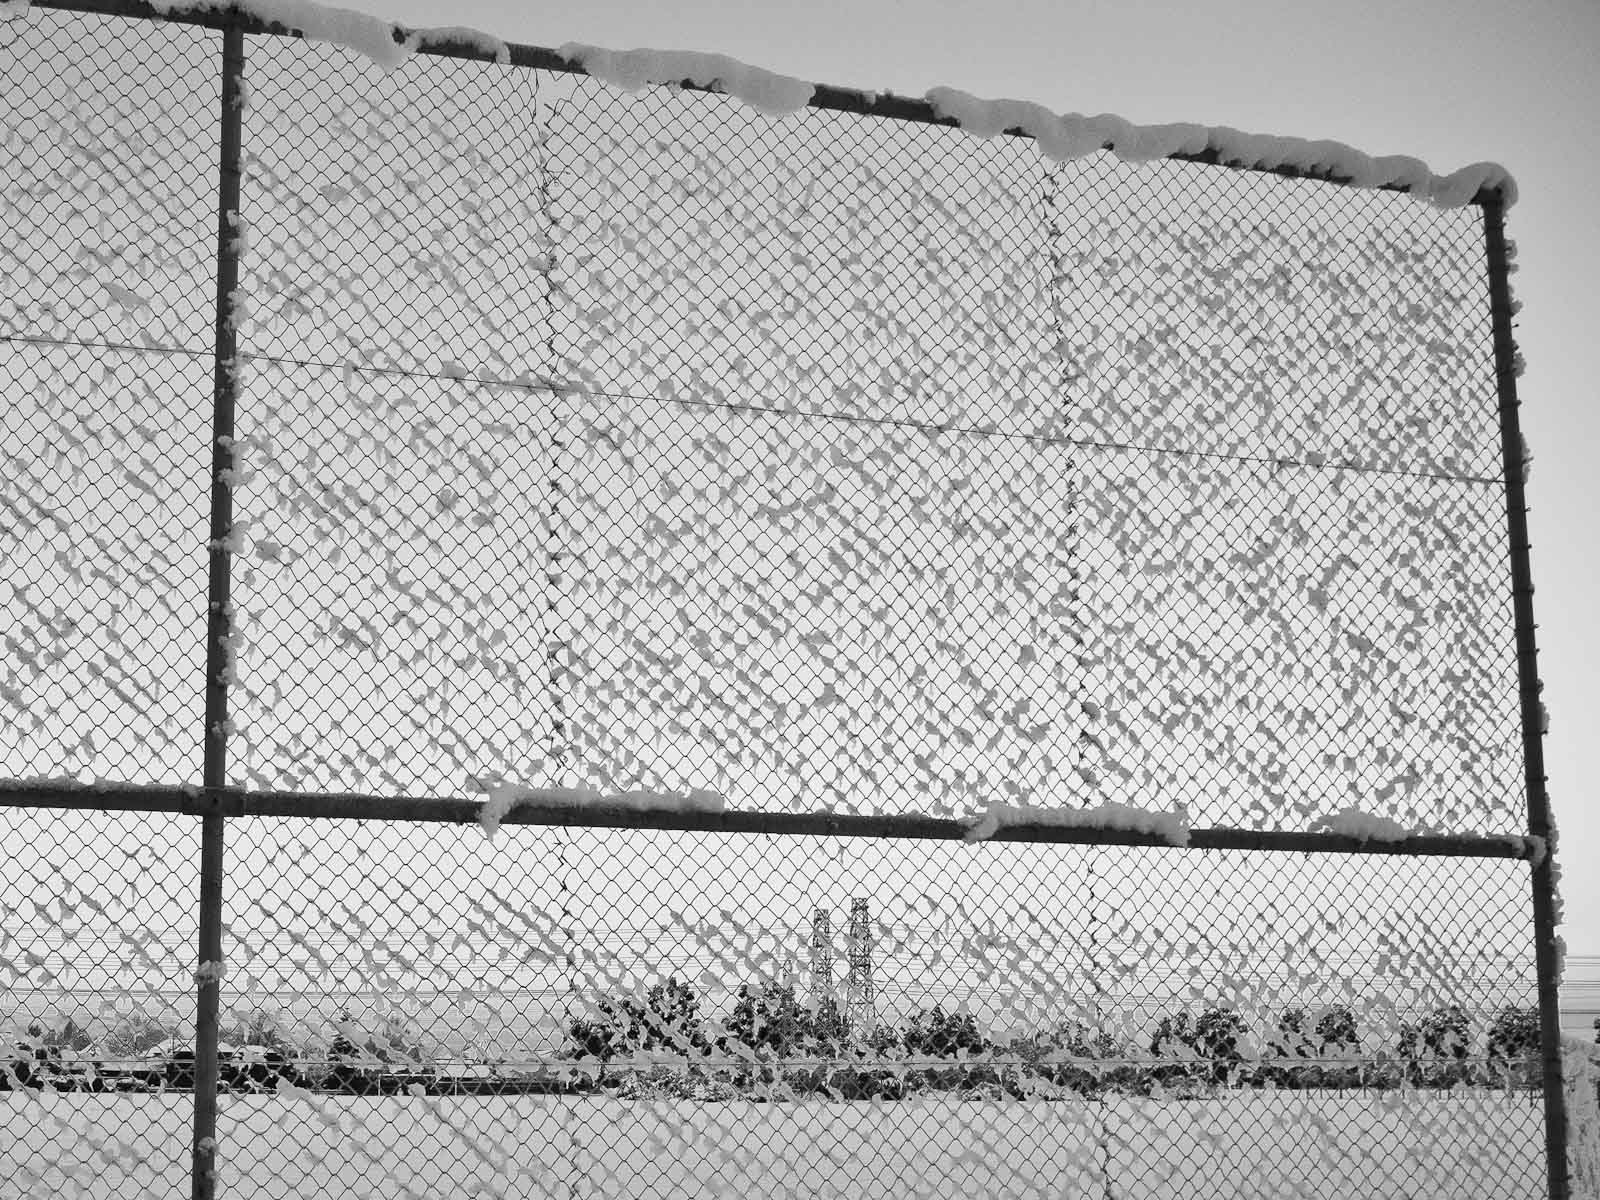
193,19,245,1200
1483,190,1568,1200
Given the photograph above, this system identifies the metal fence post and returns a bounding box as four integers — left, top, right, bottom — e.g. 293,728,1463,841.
193,19,246,1200
1483,191,1568,1200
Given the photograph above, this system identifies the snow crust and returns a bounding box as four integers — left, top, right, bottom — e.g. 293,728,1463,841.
0,1090,1549,1198
1308,807,1410,842
560,43,814,116
926,86,1516,208
0,0,30,20
478,783,726,838
963,801,1190,846
1544,807,1565,983
1547,814,1565,923
1565,1038,1600,1200
147,0,508,71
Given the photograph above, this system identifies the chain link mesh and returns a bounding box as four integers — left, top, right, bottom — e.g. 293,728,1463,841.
0,807,202,1193
1,7,217,786
1,5,1552,1198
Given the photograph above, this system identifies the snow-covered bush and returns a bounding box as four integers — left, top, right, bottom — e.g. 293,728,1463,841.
613,1064,737,1102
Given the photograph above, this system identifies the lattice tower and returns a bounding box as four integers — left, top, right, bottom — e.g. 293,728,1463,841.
810,907,833,1006
845,897,874,1035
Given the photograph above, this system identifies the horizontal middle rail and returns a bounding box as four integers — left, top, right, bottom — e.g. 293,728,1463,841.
0,780,1538,860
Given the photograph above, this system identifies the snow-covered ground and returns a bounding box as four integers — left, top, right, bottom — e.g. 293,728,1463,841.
1,1090,1544,1199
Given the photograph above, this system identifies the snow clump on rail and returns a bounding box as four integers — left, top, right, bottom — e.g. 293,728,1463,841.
963,801,1190,846
1308,807,1410,842
560,43,814,116
925,86,1515,207
478,784,726,838
145,0,509,70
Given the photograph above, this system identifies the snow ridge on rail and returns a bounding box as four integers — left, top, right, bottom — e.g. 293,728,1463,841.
478,784,726,839
964,801,1191,847
926,87,1514,208
560,43,814,117
20,0,1514,207
143,0,511,68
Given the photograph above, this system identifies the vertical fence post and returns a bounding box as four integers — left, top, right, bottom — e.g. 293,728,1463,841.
1483,190,1568,1200
193,19,246,1200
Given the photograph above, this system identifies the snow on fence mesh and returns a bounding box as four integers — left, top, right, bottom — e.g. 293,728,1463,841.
0,2,1562,1199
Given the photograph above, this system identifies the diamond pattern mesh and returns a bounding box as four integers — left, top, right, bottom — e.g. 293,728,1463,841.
205,819,1542,1198
0,807,200,1193
1,8,216,785
0,5,1554,1199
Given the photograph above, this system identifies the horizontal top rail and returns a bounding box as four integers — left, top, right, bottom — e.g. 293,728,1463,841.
0,779,1538,860
25,0,1508,208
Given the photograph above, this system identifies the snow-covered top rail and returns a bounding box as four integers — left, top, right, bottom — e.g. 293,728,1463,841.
21,0,1516,208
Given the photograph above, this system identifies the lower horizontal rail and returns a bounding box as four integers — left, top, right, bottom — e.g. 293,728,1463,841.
0,779,1538,859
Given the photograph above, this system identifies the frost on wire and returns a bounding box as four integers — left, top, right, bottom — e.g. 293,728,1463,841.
0,5,1556,1194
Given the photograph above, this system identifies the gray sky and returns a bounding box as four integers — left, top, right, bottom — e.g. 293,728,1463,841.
3,0,1595,1049
341,0,1600,946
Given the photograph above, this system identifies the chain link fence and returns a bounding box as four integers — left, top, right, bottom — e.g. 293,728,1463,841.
1,2,1561,1198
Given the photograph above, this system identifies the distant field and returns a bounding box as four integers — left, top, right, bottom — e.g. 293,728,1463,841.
1,1090,1546,1199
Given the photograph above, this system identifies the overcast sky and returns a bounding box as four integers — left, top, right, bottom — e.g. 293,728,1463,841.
336,0,1600,948
3,0,1595,1050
